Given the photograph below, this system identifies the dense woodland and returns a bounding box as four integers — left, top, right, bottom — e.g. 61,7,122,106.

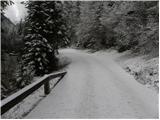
1,1,159,99
63,1,158,55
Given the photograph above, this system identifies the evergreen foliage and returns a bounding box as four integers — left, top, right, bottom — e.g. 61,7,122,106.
22,34,57,76
63,1,81,46
1,0,14,13
64,1,158,55
25,1,69,49
21,1,68,78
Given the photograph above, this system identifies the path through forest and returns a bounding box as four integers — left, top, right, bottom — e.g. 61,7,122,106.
26,49,158,118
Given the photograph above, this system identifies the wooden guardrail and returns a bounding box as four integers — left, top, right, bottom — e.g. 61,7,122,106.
1,71,67,115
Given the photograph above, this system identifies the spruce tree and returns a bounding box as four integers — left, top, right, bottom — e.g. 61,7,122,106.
25,1,69,47
43,1,69,48
22,34,56,76
63,1,81,46
21,1,69,77
76,2,105,49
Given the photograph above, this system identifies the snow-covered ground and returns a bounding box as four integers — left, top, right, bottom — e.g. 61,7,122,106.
2,48,158,119
93,49,159,92
26,49,158,118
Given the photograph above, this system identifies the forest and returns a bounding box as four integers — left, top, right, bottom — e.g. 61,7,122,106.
1,1,159,99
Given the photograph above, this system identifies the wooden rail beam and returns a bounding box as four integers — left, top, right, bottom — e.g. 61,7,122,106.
1,71,67,115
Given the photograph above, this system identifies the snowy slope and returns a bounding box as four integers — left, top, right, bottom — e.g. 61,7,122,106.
93,49,159,92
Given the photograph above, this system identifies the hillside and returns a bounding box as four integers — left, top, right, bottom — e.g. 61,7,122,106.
1,14,16,51
63,1,158,56
1,14,22,99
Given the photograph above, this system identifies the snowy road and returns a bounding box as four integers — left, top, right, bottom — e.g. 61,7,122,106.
26,49,158,118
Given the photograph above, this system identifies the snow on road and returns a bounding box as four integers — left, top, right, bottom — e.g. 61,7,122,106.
26,49,158,118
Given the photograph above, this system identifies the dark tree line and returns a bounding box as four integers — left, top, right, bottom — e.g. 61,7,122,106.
63,1,158,55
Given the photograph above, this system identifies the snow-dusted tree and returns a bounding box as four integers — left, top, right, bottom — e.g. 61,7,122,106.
44,1,69,48
21,1,68,77
76,2,106,49
1,0,14,13
16,34,57,87
24,1,69,49
63,1,81,46
22,34,57,76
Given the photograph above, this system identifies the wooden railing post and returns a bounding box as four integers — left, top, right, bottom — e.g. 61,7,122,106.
44,80,50,95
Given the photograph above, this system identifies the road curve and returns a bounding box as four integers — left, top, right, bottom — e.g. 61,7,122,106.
26,49,158,118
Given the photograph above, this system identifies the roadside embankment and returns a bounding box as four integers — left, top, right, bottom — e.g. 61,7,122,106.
93,49,159,93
